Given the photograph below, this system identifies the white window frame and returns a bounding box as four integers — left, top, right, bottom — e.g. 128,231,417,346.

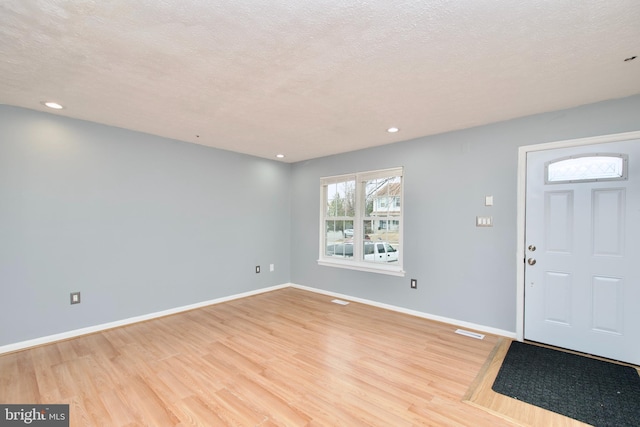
318,167,405,276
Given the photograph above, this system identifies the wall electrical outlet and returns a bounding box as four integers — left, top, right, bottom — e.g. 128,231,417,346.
270,264,274,272
410,279,417,289
70,292,81,304
255,265,261,273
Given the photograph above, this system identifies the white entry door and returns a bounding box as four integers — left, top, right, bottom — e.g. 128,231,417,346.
524,139,640,365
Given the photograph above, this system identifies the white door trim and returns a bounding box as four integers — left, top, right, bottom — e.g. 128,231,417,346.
516,130,640,341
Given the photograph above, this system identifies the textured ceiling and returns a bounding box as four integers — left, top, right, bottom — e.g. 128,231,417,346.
1,1,639,162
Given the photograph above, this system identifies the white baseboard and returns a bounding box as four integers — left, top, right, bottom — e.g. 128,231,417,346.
0,284,289,355
290,283,517,339
1,282,515,355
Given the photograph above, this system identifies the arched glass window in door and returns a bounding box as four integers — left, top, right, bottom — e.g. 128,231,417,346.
545,153,628,184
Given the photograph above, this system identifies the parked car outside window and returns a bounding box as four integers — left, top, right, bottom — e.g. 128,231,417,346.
326,241,398,263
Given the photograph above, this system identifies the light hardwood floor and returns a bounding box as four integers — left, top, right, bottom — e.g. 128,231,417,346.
0,287,543,426
464,338,591,427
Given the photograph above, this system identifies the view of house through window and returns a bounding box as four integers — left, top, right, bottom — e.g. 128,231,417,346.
320,168,404,275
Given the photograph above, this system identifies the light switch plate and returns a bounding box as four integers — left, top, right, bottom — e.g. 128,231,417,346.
476,216,493,227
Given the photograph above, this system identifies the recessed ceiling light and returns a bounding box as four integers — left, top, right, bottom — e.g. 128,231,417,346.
276,154,285,159
42,101,64,110
624,56,637,62
387,127,399,133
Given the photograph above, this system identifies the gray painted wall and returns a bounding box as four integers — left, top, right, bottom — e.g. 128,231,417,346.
2,95,639,347
0,106,291,346
290,95,640,333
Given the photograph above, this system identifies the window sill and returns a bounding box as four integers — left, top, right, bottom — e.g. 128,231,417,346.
317,258,405,277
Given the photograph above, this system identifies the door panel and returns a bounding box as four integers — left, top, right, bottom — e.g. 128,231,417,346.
524,139,639,365
592,189,624,256
591,276,623,334
543,272,572,325
545,191,573,253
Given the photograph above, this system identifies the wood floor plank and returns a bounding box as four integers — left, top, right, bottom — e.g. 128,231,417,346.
464,338,593,427
0,287,588,426
99,388,139,426
171,395,227,427
211,387,269,426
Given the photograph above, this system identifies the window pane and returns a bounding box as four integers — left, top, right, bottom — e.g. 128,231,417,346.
546,155,627,183
363,220,374,238
325,220,354,256
363,242,374,255
325,220,339,256
327,243,354,257
326,180,356,217
343,220,354,240
365,176,401,216
363,175,401,263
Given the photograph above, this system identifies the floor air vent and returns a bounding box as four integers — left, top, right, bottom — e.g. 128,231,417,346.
331,299,350,305
455,329,485,340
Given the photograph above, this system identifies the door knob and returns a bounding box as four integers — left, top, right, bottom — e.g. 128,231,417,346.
527,258,537,266
528,245,536,251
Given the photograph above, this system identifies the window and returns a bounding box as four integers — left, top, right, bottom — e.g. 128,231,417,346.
545,154,628,184
319,167,404,276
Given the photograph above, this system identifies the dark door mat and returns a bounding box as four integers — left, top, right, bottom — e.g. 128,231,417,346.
492,341,640,427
